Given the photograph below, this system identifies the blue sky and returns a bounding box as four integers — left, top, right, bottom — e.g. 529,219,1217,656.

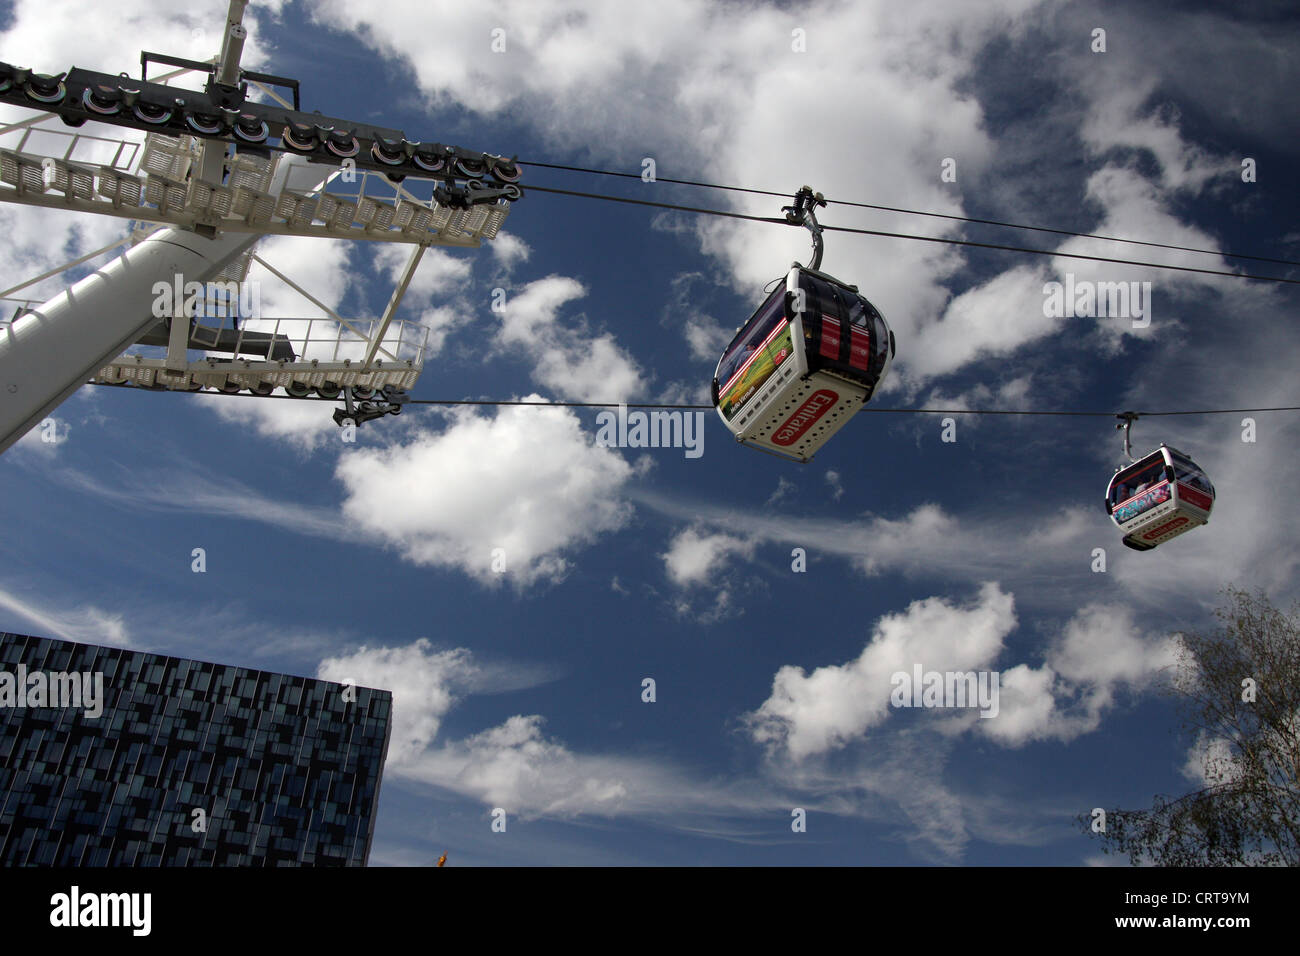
0,0,1297,865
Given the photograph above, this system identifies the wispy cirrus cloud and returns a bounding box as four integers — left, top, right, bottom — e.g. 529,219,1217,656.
0,584,131,647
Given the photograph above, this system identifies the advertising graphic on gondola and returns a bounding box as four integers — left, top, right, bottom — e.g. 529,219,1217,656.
1113,482,1171,523
717,318,793,421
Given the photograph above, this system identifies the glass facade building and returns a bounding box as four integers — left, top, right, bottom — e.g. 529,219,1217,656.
0,632,391,866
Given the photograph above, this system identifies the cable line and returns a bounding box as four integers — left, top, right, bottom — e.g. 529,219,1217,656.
818,221,1300,284
525,183,786,227
86,383,1300,418
524,184,1300,284
519,159,1300,268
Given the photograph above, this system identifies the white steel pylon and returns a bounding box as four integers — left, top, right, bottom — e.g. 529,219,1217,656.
0,0,517,453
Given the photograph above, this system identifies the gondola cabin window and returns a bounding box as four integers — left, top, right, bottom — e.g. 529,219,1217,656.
715,288,792,422
1110,457,1170,523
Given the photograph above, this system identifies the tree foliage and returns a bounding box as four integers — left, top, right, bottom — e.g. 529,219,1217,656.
1081,587,1300,865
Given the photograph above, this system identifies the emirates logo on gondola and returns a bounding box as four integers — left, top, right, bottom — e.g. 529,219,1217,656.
1143,515,1189,540
773,389,838,445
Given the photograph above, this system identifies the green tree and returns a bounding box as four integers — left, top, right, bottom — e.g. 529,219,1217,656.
1082,587,1300,865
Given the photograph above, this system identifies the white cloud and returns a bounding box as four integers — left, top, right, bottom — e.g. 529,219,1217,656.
242,235,354,319
418,714,630,817
10,416,68,456
302,0,1048,392
919,376,1034,426
635,490,1099,591
979,604,1178,746
1181,732,1243,788
532,335,642,404
749,592,1180,760
904,265,1057,384
197,391,342,453
765,476,796,506
825,470,844,502
317,641,627,816
1043,166,1239,354
0,585,131,647
335,399,634,585
47,411,639,591
685,316,732,363
370,242,477,357
318,638,775,822
1078,74,1223,193
1051,604,1178,695
47,463,354,543
489,232,531,273
495,275,645,403
983,663,1060,744
374,243,473,305
747,583,1016,761
318,640,475,765
0,1,280,80
661,527,755,588
495,275,585,348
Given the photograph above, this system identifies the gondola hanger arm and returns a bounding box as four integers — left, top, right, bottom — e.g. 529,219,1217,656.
1116,411,1140,463
783,185,827,271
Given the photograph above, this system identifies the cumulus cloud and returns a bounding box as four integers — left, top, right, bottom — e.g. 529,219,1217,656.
916,376,1034,433
370,242,477,356
46,410,640,592
336,399,634,585
1181,732,1245,789
300,0,1061,391
316,640,630,815
1000,602,1183,742
1043,165,1238,355
0,0,281,75
660,526,759,623
904,264,1057,384
317,639,763,821
489,232,531,273
748,592,1180,760
661,526,755,588
747,583,1017,760
373,243,473,307
197,392,342,453
418,715,630,816
1078,73,1223,193
318,640,475,764
685,317,733,363
494,276,645,403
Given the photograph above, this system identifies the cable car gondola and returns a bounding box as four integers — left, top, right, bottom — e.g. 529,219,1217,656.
1104,413,1215,551
711,187,895,462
